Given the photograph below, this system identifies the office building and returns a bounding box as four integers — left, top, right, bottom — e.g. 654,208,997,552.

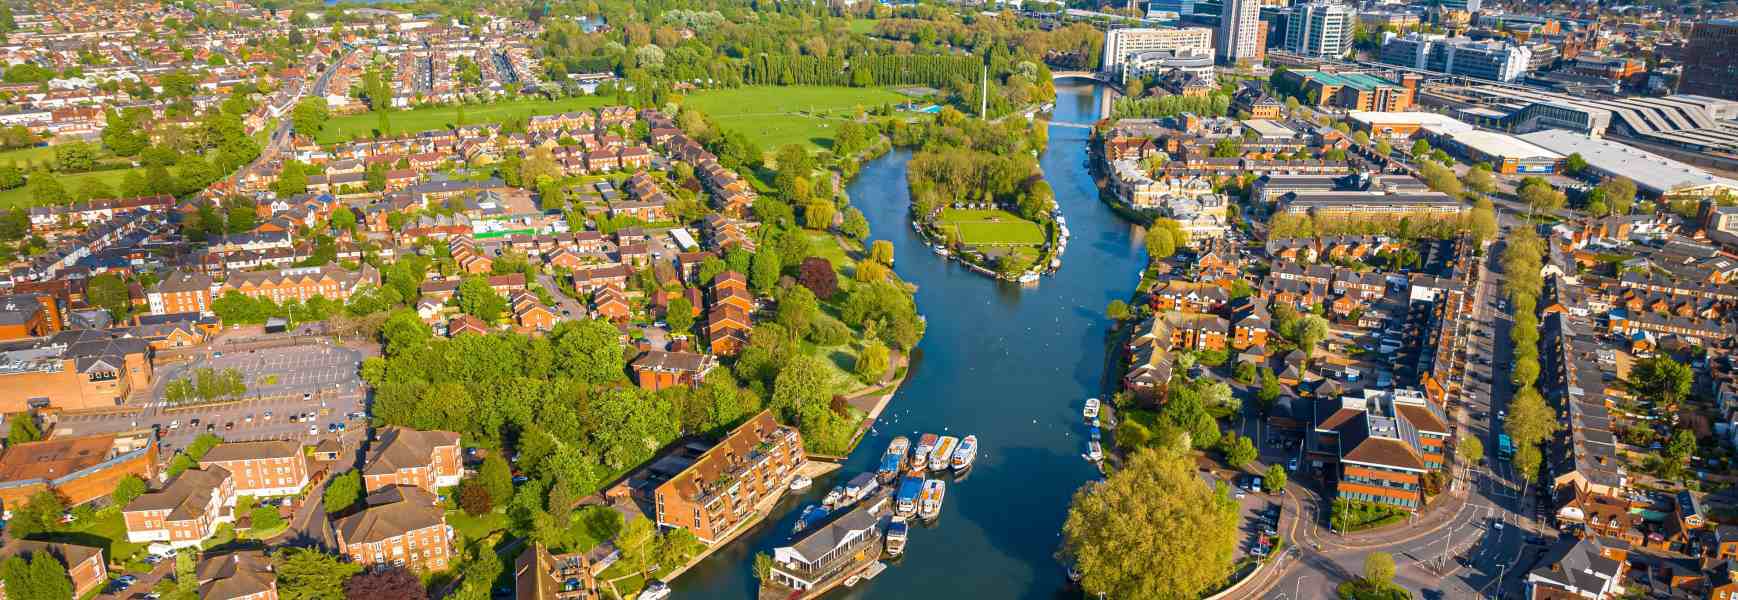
1279,70,1417,112
1429,0,1479,13
1380,33,1533,82
1311,389,1449,511
1282,2,1355,59
1681,18,1738,101
1146,0,1196,19
1121,47,1217,82
1218,0,1263,65
1102,27,1216,75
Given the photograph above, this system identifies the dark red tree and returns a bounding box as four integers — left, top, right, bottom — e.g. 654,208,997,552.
797,257,838,300
458,480,493,516
344,566,429,600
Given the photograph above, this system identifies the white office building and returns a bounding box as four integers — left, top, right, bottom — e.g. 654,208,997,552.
1380,33,1533,81
1102,27,1216,75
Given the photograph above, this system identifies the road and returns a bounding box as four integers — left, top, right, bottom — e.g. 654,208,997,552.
233,49,353,188
1250,216,1549,599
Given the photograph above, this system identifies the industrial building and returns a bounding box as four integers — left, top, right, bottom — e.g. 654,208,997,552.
1425,128,1562,174
1418,83,1738,159
1516,130,1738,198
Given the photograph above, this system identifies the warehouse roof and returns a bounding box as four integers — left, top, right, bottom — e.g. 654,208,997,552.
1517,129,1738,196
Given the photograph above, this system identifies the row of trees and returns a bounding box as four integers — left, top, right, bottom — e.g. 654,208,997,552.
163,367,248,404
1499,229,1557,488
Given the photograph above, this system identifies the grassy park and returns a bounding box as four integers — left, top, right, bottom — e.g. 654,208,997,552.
936,208,1048,246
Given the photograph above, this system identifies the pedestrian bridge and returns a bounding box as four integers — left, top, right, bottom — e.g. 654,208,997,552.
1051,70,1117,86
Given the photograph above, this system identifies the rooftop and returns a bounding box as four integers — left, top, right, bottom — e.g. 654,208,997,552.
1517,129,1738,195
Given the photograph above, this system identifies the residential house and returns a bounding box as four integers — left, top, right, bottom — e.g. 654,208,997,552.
361,428,463,494
123,467,236,548
334,485,454,572
630,350,718,391
197,441,309,498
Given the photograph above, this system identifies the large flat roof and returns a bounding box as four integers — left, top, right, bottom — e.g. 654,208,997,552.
1516,129,1738,196
1436,128,1562,161
0,434,117,482
1349,111,1474,132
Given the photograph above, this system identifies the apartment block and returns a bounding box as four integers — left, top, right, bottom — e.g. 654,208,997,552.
218,264,380,304
1681,19,1738,101
123,467,236,548
197,551,279,600
653,410,805,545
1311,388,1449,511
334,485,454,572
0,541,107,600
197,440,309,497
362,428,463,493
147,271,215,316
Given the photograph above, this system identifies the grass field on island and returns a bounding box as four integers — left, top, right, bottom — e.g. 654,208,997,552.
937,208,1047,246
679,86,908,152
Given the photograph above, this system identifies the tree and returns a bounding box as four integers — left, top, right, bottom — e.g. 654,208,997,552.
457,277,507,321
479,454,514,504
1513,443,1542,485
1410,139,1430,159
1296,315,1330,356
776,285,819,337
1471,198,1498,243
1504,386,1559,448
291,97,329,137
251,505,284,532
5,490,64,538
841,207,869,240
1,551,72,600
1457,436,1484,465
1630,355,1693,407
1464,165,1496,194
1106,300,1131,321
113,474,146,506
550,319,626,384
1223,434,1257,468
1063,448,1239,599
1145,224,1176,259
275,160,309,197
1564,153,1588,175
870,240,895,265
343,566,427,600
277,548,362,600
750,248,781,294
86,273,130,319
6,411,39,445
458,480,493,516
797,257,838,300
1518,178,1565,217
617,515,658,577
1263,464,1287,493
324,470,362,514
1666,429,1697,464
856,340,890,382
1365,552,1397,587
666,297,695,335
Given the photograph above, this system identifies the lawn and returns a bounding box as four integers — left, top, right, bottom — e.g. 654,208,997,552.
678,86,908,152
445,507,509,546
0,167,144,210
39,507,147,565
0,144,59,168
937,209,1047,246
848,18,880,34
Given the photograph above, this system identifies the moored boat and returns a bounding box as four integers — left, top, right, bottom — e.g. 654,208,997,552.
929,436,958,473
879,436,910,483
951,435,978,472
895,476,924,518
1018,272,1040,284
885,520,910,556
912,433,938,471
822,485,845,509
1083,397,1100,421
793,504,829,534
789,475,812,491
1086,440,1103,462
844,472,880,505
918,479,947,521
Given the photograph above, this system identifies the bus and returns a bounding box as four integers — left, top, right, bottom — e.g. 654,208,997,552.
1497,434,1514,460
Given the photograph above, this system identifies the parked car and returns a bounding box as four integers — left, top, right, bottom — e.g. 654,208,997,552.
308,425,318,435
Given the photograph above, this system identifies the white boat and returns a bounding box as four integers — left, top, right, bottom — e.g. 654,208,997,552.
929,436,958,472
932,244,950,257
919,479,947,521
1083,398,1100,421
822,486,845,508
1086,440,1104,462
1018,272,1040,284
844,472,879,504
637,581,671,600
951,435,978,472
845,575,862,587
912,433,937,472
789,475,812,491
885,520,909,556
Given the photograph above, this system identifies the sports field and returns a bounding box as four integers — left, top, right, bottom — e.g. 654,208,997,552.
936,209,1047,246
316,96,616,144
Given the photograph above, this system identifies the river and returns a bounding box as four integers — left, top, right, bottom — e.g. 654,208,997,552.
671,81,1144,600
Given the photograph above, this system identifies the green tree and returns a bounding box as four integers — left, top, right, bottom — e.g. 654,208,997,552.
457,277,507,321
1063,448,1238,599
1666,429,1697,464
841,207,870,240
113,474,147,506
1458,436,1484,465
1263,464,1287,493
750,248,781,295
1630,355,1693,407
291,97,329,136
1564,153,1588,175
1296,315,1330,356
1223,434,1257,468
1504,386,1558,448
86,273,131,319
6,411,40,445
1106,299,1131,321
1145,224,1176,259
5,490,65,539
1365,551,1396,587
856,340,890,383
667,297,694,334
550,319,626,384
479,454,514,505
276,547,362,600
324,470,362,514
1464,165,1496,194
870,240,895,265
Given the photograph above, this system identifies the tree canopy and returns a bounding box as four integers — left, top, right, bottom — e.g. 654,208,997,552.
1063,448,1239,599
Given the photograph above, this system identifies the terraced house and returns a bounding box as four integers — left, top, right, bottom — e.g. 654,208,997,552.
218,264,380,304
652,410,805,545
362,428,463,493
1310,388,1449,510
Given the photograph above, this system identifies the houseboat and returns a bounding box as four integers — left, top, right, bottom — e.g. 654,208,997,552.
929,436,958,473
951,435,978,472
879,437,910,483
1083,398,1100,421
918,479,947,522
789,475,813,491
1018,272,1040,285
844,472,880,505
793,504,830,534
822,485,845,509
885,520,909,556
895,476,924,518
1086,440,1103,462
912,434,938,471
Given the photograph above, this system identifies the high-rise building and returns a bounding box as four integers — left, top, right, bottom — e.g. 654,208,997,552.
1379,33,1533,81
1282,2,1355,59
1102,27,1216,75
1146,0,1196,20
1218,0,1262,65
1681,18,1738,101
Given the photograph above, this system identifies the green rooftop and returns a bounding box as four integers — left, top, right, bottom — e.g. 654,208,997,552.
1292,70,1403,91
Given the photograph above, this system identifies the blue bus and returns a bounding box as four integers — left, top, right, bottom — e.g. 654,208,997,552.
1497,434,1514,460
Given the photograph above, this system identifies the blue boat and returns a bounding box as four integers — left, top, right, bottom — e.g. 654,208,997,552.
895,476,924,518
792,504,830,534
878,454,904,484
